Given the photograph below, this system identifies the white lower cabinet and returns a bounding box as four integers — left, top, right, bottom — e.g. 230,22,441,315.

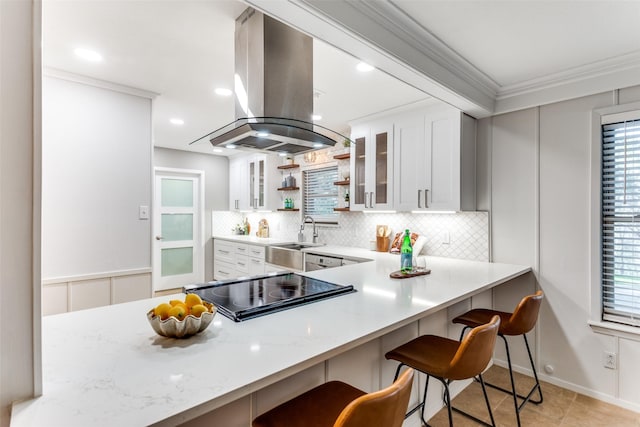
213,238,265,280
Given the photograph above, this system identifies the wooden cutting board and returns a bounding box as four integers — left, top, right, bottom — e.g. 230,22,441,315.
389,269,431,279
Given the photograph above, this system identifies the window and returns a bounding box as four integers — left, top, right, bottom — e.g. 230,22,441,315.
303,166,339,223
601,113,640,326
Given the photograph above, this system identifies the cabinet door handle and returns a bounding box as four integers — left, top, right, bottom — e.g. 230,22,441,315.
418,189,422,208
369,192,374,209
425,189,429,208
364,192,368,208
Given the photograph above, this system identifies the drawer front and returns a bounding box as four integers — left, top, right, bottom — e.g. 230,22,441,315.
248,257,265,276
235,243,249,256
247,244,265,260
214,240,234,262
235,255,249,274
213,260,235,281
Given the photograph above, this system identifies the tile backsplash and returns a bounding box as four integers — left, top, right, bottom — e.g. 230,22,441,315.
212,210,489,262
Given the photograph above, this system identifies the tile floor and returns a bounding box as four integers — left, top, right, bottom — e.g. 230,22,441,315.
426,365,640,426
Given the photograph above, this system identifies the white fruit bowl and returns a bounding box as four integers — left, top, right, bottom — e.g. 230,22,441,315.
147,301,216,338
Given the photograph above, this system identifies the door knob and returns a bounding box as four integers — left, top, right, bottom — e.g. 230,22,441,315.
155,236,163,240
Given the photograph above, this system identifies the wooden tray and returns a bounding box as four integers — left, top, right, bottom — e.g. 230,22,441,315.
389,269,431,279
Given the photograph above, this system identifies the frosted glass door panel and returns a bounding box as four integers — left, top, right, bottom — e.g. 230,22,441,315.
161,214,193,241
162,179,193,207
154,171,202,291
354,136,366,206
161,247,193,276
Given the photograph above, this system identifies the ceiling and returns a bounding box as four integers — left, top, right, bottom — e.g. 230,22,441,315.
42,0,428,156
42,0,640,156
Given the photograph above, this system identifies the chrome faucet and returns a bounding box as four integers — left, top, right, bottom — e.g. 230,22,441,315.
299,215,318,243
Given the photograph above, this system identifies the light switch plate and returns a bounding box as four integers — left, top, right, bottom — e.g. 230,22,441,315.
139,205,149,220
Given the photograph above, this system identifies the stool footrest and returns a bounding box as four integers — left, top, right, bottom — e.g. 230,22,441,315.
483,380,543,407
451,406,495,427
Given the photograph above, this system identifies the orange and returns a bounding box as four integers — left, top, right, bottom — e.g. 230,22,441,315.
190,304,208,318
168,305,187,321
184,293,203,308
154,303,172,320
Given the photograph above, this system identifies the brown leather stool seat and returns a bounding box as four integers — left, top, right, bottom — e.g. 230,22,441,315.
385,315,501,427
452,290,544,427
252,368,414,427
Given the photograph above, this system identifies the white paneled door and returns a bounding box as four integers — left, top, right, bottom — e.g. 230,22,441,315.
153,168,204,291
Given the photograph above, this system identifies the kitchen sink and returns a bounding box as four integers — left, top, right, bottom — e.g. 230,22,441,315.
265,243,325,270
275,243,324,251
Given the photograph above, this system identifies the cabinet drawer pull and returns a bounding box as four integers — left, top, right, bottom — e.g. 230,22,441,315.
425,189,429,208
237,262,246,266
418,189,422,208
218,249,230,254
217,269,229,275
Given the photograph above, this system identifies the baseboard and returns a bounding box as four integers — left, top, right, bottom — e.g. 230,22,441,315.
492,358,640,414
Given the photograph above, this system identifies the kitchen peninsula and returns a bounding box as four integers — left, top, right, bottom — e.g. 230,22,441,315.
11,251,530,427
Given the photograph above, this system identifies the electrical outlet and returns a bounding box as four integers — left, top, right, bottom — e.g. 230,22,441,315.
139,205,149,220
442,231,450,245
604,351,617,369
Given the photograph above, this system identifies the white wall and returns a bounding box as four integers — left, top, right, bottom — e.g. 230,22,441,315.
42,76,152,279
154,147,229,281
479,84,640,411
0,1,39,426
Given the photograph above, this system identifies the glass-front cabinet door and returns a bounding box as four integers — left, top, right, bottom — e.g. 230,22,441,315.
350,123,393,211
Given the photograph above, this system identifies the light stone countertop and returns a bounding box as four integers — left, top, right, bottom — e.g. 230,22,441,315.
11,251,530,427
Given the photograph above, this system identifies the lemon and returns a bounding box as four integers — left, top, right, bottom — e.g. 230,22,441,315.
154,303,172,320
184,293,203,308
169,299,185,307
168,305,187,321
190,304,208,318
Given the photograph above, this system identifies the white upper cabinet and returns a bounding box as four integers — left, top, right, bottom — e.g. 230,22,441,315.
229,155,249,211
394,105,476,212
228,153,280,211
350,122,394,211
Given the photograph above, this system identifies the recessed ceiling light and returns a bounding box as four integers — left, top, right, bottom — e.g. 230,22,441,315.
74,48,103,62
278,152,288,157
256,132,269,137
313,143,324,148
169,118,184,125
213,148,223,153
215,88,233,96
356,62,374,72
226,144,237,149
312,114,322,121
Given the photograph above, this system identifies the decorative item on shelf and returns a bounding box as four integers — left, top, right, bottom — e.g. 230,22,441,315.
304,151,317,164
285,173,296,188
344,190,350,208
343,138,351,147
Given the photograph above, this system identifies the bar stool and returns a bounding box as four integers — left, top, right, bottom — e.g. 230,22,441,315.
385,315,501,427
252,367,414,427
452,290,544,427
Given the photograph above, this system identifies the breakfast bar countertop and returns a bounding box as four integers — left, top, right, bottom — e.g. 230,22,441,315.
11,253,530,427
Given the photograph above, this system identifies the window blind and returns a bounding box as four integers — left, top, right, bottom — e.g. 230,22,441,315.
303,166,338,223
601,117,640,326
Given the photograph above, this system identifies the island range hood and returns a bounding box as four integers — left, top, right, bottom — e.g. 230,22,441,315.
190,8,349,155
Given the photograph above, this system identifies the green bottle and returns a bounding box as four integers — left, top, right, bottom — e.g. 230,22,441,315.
401,229,413,273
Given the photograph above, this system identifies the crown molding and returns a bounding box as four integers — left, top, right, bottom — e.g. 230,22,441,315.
43,68,160,99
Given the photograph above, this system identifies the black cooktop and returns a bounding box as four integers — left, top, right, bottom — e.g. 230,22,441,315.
183,272,355,322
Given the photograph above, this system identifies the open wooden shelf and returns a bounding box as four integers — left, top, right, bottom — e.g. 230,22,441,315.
277,186,299,191
277,164,300,170
277,208,300,212
334,208,350,212
333,153,350,160
333,180,350,186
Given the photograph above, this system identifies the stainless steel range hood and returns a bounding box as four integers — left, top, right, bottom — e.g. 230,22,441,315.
190,8,349,155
